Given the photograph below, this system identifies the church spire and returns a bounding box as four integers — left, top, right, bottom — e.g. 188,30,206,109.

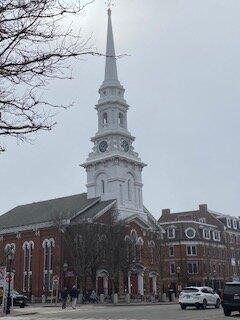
101,8,121,88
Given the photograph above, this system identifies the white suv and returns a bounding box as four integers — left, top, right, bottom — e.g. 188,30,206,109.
179,286,221,310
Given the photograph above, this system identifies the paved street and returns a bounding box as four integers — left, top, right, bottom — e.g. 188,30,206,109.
3,304,240,320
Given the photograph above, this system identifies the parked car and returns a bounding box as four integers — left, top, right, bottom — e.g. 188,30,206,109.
11,291,28,308
222,282,240,316
179,286,221,310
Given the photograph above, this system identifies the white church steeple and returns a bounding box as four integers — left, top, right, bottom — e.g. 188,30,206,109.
102,8,121,88
81,9,147,220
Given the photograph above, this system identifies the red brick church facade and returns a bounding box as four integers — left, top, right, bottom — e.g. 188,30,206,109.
0,193,164,300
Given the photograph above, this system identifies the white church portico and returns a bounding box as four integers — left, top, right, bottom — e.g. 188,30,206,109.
81,9,147,221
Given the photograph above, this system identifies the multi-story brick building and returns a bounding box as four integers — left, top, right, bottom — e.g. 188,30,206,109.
158,204,240,294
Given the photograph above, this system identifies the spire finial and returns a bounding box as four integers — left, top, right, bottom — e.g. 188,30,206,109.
106,0,114,9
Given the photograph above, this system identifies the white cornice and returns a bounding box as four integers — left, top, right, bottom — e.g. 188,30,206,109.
81,154,146,169
95,99,129,110
91,130,135,142
159,221,218,229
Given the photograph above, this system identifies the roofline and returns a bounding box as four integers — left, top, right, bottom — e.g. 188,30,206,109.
159,220,218,228
123,214,152,230
69,197,101,221
93,200,117,220
0,219,70,235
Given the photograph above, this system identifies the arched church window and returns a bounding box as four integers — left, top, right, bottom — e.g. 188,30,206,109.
101,180,105,194
42,239,54,293
22,241,34,293
103,112,108,126
118,112,124,127
127,179,132,201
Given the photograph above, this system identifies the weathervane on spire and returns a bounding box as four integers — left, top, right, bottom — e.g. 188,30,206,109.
105,0,115,13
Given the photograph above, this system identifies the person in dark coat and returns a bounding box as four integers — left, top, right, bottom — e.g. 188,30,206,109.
61,287,68,309
70,285,79,309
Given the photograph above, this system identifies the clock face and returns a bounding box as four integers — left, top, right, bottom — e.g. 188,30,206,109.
121,140,129,152
99,140,108,153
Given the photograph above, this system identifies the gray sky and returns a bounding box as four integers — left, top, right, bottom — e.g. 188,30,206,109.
1,0,240,218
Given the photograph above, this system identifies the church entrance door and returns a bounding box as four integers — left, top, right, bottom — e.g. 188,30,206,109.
130,274,138,295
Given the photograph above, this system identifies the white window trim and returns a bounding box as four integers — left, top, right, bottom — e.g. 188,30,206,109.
227,218,231,228
203,229,211,240
167,227,176,239
233,220,238,230
213,230,221,242
185,227,196,239
186,245,197,256
187,262,198,275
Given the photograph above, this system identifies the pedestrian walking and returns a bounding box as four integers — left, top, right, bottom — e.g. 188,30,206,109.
70,285,79,309
90,290,98,303
61,287,68,309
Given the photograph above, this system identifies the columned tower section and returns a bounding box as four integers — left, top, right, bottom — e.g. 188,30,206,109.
81,9,147,220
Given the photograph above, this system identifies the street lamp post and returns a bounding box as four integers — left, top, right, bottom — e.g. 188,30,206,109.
62,262,68,289
4,244,15,315
176,266,181,296
213,269,217,291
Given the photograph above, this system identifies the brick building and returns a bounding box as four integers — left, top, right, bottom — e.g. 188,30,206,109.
0,193,164,300
158,204,240,294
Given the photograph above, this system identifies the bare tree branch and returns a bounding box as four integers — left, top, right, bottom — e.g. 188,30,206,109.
0,0,98,151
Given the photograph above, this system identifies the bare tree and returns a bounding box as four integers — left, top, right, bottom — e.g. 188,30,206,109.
0,0,98,152
62,222,106,291
104,222,130,295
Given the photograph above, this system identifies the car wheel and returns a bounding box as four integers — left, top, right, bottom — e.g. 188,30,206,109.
223,308,231,317
202,299,207,310
20,304,25,308
215,299,221,309
180,304,186,310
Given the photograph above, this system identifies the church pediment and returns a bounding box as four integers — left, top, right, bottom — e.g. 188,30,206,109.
123,214,152,230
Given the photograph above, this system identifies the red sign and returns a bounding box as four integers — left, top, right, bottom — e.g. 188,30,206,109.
5,275,12,283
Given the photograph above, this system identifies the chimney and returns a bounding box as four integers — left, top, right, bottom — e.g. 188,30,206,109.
162,209,171,216
199,204,208,212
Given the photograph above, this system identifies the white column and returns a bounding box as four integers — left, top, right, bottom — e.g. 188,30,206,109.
128,273,131,294
153,277,157,294
138,273,144,295
103,277,108,295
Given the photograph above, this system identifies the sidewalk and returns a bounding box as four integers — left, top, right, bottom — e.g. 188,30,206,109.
3,301,178,317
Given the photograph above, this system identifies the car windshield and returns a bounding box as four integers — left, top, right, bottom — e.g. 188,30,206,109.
182,288,199,293
11,291,19,295
224,284,240,295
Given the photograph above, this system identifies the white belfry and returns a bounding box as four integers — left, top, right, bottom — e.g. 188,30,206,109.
81,9,147,220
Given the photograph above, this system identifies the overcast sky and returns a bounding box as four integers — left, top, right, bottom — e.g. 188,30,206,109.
1,0,240,219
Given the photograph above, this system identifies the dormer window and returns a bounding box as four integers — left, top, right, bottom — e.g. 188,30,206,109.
167,227,175,239
213,230,221,241
226,218,231,228
233,219,237,230
203,229,211,239
103,112,108,126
